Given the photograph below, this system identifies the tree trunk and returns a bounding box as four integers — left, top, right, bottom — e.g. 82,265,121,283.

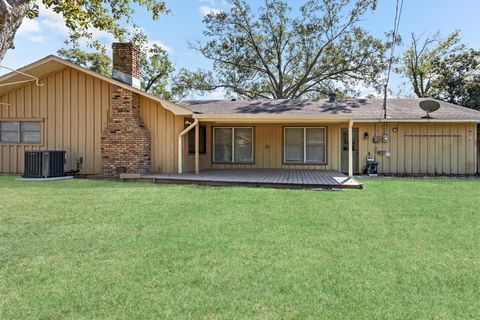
0,0,31,63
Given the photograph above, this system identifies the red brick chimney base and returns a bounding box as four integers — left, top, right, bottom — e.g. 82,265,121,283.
101,85,151,176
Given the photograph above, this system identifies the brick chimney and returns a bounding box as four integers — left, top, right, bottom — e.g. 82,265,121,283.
111,42,141,88
101,43,151,177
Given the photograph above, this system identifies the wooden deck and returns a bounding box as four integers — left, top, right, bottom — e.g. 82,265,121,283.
134,169,362,189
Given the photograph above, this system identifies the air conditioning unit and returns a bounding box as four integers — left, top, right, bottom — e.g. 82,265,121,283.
24,150,66,178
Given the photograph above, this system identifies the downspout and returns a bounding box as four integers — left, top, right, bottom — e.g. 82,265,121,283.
178,119,198,174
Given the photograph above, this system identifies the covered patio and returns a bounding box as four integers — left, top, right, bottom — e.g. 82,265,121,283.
137,169,362,189
178,113,357,178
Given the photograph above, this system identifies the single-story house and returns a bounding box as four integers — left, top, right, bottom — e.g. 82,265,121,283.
1,43,479,184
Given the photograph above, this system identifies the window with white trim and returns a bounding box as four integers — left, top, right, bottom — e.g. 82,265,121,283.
213,127,253,163
284,127,326,164
0,121,41,144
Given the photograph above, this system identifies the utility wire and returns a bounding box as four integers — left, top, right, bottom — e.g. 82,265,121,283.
383,0,404,119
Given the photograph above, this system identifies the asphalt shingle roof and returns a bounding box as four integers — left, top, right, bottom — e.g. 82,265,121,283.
178,98,480,121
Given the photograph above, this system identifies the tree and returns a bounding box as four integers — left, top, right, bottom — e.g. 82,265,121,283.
57,44,111,77
401,31,464,98
140,44,174,99
172,0,391,99
58,33,175,99
0,0,167,62
430,49,480,110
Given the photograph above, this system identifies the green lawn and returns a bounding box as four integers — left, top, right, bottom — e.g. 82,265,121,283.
0,176,479,319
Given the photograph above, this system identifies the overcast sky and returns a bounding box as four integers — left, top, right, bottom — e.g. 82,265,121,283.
2,0,479,99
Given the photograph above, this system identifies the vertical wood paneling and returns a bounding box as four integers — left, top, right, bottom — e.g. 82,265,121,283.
182,122,478,175
396,124,405,173
420,124,428,173
8,92,14,117
70,69,79,171
9,90,21,171
85,75,94,174
380,124,389,173
93,78,102,173
16,89,24,117
184,123,341,172
1,70,478,176
390,123,398,174
77,72,86,171
24,84,32,118
427,124,436,174
465,124,475,173
450,124,459,174
442,124,451,174
63,69,72,170
140,97,184,174
1,95,7,172
458,124,466,174
435,124,443,174
404,124,413,173
0,67,112,174
159,106,166,171
355,122,478,175
55,71,63,149
47,75,55,149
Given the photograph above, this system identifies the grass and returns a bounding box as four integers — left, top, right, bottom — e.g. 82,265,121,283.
0,176,479,319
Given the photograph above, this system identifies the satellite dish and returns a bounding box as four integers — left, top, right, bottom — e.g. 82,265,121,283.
419,100,440,119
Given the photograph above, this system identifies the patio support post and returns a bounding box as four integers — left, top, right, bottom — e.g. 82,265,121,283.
348,120,353,178
195,122,199,174
178,119,199,174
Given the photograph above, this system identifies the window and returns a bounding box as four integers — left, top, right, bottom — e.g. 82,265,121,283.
188,125,206,154
0,121,41,144
284,127,326,164
213,127,253,163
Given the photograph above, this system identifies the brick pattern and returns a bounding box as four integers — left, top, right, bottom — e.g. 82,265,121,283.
101,85,151,176
112,43,141,79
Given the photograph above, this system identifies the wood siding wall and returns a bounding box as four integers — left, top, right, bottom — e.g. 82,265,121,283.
184,123,344,172
0,67,181,175
184,122,478,175
140,97,184,174
0,67,111,174
1,71,477,177
357,122,477,175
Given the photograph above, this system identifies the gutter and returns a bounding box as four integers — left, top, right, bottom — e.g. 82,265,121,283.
353,119,480,123
192,113,353,123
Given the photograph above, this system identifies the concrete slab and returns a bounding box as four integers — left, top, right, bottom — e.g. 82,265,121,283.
17,176,74,182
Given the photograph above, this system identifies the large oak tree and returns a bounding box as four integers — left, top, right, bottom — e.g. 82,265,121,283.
400,31,480,110
401,31,464,98
173,0,392,99
430,49,480,110
0,0,167,62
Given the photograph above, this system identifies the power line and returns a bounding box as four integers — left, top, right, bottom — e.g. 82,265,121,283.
383,0,404,119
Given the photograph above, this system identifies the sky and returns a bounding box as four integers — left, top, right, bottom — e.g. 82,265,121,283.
2,0,480,99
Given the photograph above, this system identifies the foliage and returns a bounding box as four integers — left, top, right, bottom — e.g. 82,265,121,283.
401,31,480,110
1,176,479,318
58,30,175,99
57,44,112,77
140,44,174,99
400,31,464,98
430,49,480,110
0,0,168,62
172,0,392,99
